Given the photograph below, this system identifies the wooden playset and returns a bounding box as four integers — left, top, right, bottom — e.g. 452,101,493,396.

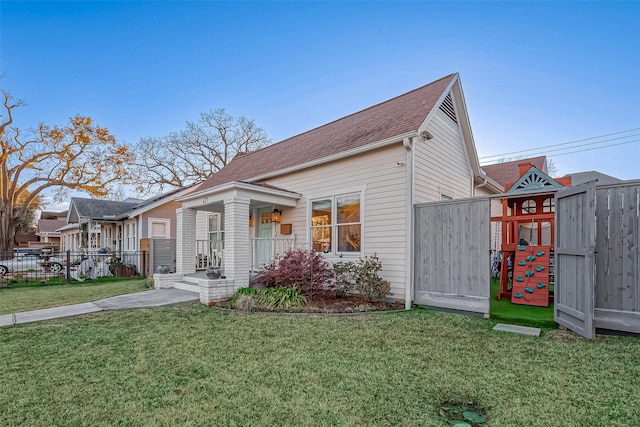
491,163,571,307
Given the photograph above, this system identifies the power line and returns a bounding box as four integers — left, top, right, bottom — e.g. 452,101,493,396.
483,133,639,160
479,128,640,160
480,138,640,164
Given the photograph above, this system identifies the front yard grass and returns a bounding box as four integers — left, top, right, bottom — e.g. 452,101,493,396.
0,278,148,314
1,305,639,426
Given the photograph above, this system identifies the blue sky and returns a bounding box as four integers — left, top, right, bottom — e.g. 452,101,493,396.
1,1,639,208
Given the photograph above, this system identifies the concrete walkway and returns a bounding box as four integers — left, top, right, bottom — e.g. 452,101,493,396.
0,288,199,327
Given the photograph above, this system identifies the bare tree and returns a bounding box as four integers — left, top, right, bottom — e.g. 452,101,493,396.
0,88,133,252
545,157,559,177
131,108,270,195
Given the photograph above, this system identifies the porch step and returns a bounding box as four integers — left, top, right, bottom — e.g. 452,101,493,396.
173,280,200,293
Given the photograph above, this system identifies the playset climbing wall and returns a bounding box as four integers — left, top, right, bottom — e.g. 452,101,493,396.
511,245,551,307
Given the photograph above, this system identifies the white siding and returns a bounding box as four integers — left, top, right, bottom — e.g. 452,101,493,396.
265,144,409,298
195,210,209,241
414,107,473,203
476,187,503,270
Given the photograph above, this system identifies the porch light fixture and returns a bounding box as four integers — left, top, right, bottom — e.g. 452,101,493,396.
271,208,282,223
249,215,254,227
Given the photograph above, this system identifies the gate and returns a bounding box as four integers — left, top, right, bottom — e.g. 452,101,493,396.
554,181,596,338
414,198,490,316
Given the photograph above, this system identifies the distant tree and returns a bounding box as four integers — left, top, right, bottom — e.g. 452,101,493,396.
14,192,43,234
0,88,133,252
545,158,559,177
131,108,271,195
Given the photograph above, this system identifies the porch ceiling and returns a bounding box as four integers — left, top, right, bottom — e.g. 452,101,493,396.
178,181,300,210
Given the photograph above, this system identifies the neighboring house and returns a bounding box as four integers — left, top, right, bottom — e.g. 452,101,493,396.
13,232,37,249
481,156,548,188
61,198,141,252
40,210,68,221
565,170,623,186
58,187,199,273
166,73,502,304
35,218,65,249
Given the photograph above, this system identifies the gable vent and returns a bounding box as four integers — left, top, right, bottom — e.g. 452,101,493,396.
439,93,458,124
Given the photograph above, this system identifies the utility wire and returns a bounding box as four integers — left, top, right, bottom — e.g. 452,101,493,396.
479,128,640,160
480,138,640,164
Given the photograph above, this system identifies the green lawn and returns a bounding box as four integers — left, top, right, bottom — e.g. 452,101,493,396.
1,306,639,426
0,278,148,314
490,276,556,328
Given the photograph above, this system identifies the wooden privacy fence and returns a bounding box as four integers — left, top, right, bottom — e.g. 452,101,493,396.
593,181,640,333
414,198,490,316
149,238,176,274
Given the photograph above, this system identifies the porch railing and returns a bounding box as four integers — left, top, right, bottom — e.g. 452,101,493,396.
195,240,224,270
250,235,296,271
194,236,296,272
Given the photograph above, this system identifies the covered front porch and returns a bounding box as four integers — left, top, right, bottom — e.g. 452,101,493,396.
158,182,300,303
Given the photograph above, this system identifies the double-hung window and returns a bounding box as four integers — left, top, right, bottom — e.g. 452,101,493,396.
311,192,361,255
208,214,225,249
124,222,136,251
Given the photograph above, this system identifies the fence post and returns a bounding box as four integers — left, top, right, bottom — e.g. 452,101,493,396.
142,251,147,278
66,250,71,284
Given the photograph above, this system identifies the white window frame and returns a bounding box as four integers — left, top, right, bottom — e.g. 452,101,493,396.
148,218,171,239
208,213,224,246
308,189,364,257
124,220,137,251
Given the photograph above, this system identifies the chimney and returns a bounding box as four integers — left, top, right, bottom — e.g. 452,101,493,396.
518,162,534,177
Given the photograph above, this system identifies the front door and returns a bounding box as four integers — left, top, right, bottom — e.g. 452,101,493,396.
256,207,273,267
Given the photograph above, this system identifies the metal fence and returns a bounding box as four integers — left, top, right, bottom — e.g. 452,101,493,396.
0,250,148,287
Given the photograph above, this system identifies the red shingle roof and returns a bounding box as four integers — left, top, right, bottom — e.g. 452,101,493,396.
198,73,457,191
482,156,547,188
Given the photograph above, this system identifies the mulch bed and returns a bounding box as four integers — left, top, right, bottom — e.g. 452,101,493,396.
216,289,403,314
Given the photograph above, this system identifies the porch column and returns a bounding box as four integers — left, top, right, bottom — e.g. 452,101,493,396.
176,207,197,274
224,196,251,287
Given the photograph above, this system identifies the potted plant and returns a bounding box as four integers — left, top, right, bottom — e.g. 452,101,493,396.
205,254,223,279
156,264,171,274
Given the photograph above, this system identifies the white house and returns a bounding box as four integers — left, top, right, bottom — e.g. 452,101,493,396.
159,73,502,306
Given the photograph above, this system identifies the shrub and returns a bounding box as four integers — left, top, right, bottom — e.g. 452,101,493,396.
355,254,391,301
333,254,391,301
257,287,307,309
229,287,257,305
254,249,334,297
228,286,306,310
333,261,359,297
234,295,257,312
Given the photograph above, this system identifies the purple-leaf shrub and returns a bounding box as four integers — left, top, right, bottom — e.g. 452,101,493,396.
255,249,334,297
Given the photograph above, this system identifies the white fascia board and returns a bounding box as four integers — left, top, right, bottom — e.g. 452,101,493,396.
416,73,459,137
128,187,194,218
416,74,483,178
56,223,79,232
247,131,418,183
179,181,301,209
452,78,482,176
179,132,416,205
474,174,504,193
